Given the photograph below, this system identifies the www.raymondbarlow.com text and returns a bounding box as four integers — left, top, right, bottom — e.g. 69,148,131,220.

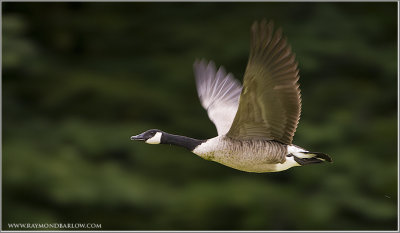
7,222,102,229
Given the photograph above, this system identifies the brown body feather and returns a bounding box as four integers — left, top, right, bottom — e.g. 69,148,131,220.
193,136,288,173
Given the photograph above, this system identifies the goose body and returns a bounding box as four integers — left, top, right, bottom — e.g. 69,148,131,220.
194,136,290,173
131,20,332,173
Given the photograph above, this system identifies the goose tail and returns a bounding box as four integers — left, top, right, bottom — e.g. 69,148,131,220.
287,145,332,166
292,152,332,165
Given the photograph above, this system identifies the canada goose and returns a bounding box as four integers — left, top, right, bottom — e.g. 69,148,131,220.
131,20,332,173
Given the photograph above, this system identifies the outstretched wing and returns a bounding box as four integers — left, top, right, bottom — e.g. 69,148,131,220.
194,59,242,135
226,20,302,145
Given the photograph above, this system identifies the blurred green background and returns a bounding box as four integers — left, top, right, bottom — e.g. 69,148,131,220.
2,2,398,231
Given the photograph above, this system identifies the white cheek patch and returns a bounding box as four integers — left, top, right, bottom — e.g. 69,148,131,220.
146,132,162,144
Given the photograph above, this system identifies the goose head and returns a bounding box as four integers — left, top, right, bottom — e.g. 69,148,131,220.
131,129,164,144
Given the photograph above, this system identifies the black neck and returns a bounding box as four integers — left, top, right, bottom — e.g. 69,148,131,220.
161,133,205,151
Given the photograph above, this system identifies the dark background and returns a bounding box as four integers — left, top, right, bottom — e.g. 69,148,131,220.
2,2,398,230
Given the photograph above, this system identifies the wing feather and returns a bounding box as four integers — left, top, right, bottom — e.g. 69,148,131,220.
194,59,242,135
226,20,302,145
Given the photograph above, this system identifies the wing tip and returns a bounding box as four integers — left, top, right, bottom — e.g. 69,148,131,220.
251,19,276,34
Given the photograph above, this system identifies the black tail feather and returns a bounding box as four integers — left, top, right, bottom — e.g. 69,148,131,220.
302,152,333,162
293,156,324,165
292,152,332,166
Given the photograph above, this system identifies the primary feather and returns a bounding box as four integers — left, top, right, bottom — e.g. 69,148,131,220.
226,20,302,145
194,60,242,135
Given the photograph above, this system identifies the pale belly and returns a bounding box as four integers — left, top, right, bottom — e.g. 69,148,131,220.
205,150,299,173
192,137,300,173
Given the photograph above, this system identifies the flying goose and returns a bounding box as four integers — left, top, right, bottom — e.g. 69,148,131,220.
131,20,332,173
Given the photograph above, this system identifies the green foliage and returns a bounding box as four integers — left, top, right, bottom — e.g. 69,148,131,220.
3,2,397,230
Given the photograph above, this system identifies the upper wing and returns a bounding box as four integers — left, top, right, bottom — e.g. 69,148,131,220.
194,59,242,135
226,20,302,145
